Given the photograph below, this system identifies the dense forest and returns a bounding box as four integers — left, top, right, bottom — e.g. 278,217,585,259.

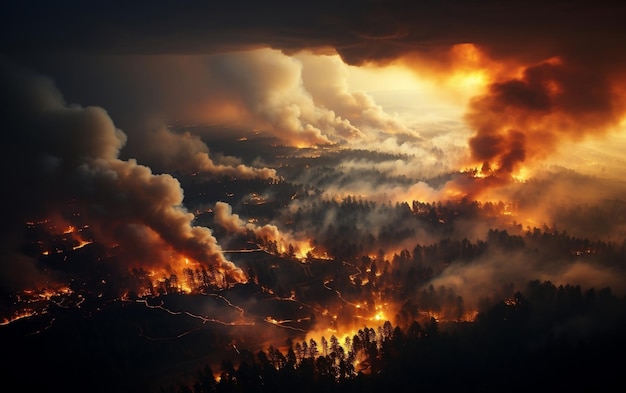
4,190,626,393
163,280,626,393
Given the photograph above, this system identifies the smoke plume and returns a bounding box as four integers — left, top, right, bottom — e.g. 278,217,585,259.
214,201,282,245
466,54,626,176
128,122,277,179
0,59,245,291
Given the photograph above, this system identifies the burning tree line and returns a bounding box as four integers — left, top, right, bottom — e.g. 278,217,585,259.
127,266,235,298
165,279,626,393
164,317,437,393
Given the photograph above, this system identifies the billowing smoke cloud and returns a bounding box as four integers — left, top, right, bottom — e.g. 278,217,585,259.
0,59,245,292
295,52,414,138
13,49,428,151
16,51,370,149
466,56,626,175
206,49,365,145
214,202,250,235
128,121,277,179
213,201,283,246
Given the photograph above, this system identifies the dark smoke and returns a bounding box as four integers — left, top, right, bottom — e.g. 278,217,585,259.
467,56,625,175
0,59,245,292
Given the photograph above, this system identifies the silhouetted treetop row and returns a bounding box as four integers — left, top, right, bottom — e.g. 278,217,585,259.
166,280,626,393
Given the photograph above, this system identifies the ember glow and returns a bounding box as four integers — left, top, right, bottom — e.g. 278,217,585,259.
2,1,626,392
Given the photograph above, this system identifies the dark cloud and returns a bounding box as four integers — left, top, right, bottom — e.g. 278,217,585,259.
2,1,624,64
467,55,626,175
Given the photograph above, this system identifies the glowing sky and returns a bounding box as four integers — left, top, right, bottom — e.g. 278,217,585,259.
4,1,625,178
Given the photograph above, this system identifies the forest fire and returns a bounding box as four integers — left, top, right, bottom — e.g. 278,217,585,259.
0,310,38,326
27,220,94,256
129,258,246,296
6,173,626,391
1,286,75,326
72,237,93,251
3,2,626,390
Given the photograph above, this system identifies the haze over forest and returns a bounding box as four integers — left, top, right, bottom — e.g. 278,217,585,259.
2,1,626,392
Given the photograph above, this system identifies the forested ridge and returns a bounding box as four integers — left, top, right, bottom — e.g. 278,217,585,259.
165,279,626,393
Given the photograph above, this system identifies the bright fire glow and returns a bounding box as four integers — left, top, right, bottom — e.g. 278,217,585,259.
72,238,93,250
346,62,424,94
347,43,506,125
512,166,531,183
1,310,38,325
448,69,490,96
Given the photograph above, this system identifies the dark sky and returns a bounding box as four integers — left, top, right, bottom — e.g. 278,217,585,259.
2,1,625,64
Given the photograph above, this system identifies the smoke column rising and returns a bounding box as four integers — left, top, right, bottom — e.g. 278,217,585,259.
466,55,626,176
0,59,246,292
